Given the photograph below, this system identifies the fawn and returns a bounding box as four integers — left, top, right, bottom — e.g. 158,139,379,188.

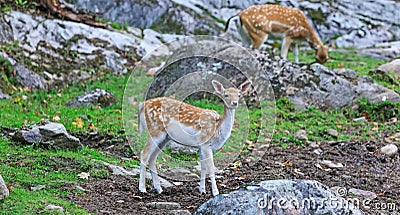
138,80,252,196
222,4,328,64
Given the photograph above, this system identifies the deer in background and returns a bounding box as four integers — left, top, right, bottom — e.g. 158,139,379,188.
222,4,329,64
138,80,252,196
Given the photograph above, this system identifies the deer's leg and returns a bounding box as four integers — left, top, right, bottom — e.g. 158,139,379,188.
293,43,299,63
148,136,169,194
248,31,267,49
200,146,219,196
139,137,152,193
281,36,293,60
199,146,208,194
139,134,166,193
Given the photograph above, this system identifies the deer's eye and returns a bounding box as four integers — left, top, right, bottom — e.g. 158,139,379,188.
224,94,229,98
238,94,241,98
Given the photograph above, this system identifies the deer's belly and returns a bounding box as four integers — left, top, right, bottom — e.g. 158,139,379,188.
166,119,204,146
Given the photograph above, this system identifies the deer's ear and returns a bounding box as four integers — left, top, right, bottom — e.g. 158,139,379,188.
212,80,225,94
239,80,252,94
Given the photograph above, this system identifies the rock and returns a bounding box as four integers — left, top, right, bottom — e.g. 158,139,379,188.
195,180,364,214
0,175,9,200
377,59,400,79
380,144,398,157
348,188,377,199
13,64,48,89
75,186,86,192
295,130,308,142
99,161,173,188
353,117,367,122
30,185,46,191
321,160,344,168
44,204,64,212
146,202,181,210
327,129,339,138
313,148,323,155
358,41,400,60
169,141,198,154
66,89,116,108
1,11,172,89
12,122,82,150
0,91,10,99
0,52,47,91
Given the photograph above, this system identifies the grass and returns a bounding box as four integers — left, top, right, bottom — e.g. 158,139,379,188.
0,50,399,213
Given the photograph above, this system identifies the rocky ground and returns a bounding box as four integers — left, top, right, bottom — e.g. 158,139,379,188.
60,133,400,214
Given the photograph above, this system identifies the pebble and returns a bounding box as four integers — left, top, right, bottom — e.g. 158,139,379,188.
44,204,64,212
321,160,344,168
353,117,366,122
380,144,398,157
75,186,86,192
30,185,46,191
327,129,338,138
313,148,323,155
295,129,308,142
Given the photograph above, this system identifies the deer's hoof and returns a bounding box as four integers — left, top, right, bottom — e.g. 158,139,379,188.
155,187,163,194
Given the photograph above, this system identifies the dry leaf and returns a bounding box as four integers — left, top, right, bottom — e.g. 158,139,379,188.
52,115,61,121
88,123,96,130
72,117,84,128
238,174,247,180
14,97,21,103
283,161,293,167
78,172,90,180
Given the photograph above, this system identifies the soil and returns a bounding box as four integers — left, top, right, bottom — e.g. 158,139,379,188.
64,132,400,214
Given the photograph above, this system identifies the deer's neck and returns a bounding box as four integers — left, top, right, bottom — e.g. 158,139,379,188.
210,106,235,150
308,28,324,50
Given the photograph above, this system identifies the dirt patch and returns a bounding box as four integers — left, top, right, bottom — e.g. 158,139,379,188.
65,137,400,214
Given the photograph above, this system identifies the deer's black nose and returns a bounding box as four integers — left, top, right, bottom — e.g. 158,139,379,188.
232,101,238,106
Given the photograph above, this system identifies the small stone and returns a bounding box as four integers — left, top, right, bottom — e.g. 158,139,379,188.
348,188,377,199
295,129,308,141
327,129,339,138
30,185,46,191
309,142,320,148
116,200,125,203
75,186,86,192
380,144,398,157
44,204,64,212
313,148,323,155
146,202,181,210
321,160,344,168
353,117,366,122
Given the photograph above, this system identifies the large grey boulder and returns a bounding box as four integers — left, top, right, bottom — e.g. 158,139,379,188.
0,175,9,200
72,0,222,35
12,122,82,150
195,180,364,215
